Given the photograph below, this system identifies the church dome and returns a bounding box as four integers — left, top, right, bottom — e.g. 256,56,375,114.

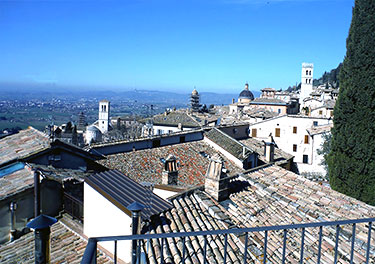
238,83,254,100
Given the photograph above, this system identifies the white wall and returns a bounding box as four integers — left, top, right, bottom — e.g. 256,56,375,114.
153,188,179,200
152,125,193,136
250,115,331,175
84,183,132,263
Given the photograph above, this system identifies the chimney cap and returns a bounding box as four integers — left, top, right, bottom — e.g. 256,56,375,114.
26,214,57,230
165,154,176,161
127,201,145,212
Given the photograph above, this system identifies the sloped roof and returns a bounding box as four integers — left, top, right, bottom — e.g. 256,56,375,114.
0,219,111,264
0,163,33,201
0,127,50,166
307,124,333,136
86,170,173,220
98,140,243,187
204,128,253,161
239,137,294,164
251,97,287,105
142,165,375,263
142,112,201,128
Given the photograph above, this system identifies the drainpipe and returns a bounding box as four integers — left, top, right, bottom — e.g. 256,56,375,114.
10,202,17,241
127,202,145,264
34,170,41,217
27,214,57,264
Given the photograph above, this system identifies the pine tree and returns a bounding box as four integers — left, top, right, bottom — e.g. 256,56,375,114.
328,0,375,205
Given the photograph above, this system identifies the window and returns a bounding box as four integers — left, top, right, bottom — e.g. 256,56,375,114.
179,136,185,143
278,109,281,114
293,126,297,134
293,144,297,152
306,70,308,75
319,110,323,115
313,121,318,126
275,128,281,137
306,79,308,84
252,128,257,137
303,155,309,164
304,135,309,144
309,70,312,75
330,111,333,117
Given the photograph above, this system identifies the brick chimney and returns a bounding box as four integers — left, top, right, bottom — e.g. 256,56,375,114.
205,154,229,202
162,154,178,185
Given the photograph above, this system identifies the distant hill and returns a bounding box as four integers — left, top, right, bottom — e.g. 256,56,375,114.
0,84,260,106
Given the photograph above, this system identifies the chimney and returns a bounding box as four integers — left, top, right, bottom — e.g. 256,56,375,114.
26,214,57,264
264,142,275,162
205,154,229,202
162,154,178,185
10,202,17,241
178,123,183,130
127,202,145,264
34,170,41,217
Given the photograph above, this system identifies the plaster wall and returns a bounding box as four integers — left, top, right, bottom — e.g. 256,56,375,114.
84,183,132,263
250,115,331,174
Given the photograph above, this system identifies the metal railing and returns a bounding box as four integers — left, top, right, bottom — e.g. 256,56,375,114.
63,192,83,222
81,217,375,264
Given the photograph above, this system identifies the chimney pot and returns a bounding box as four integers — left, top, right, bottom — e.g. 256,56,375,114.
205,154,228,202
26,214,57,264
264,142,275,162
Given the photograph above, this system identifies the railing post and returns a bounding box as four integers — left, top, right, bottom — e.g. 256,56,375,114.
127,202,145,264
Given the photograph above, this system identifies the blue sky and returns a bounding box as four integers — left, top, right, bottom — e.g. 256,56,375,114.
0,0,354,93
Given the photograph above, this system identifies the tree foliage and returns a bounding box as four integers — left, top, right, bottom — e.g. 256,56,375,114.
328,0,375,205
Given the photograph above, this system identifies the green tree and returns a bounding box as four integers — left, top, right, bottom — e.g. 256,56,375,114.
328,0,375,205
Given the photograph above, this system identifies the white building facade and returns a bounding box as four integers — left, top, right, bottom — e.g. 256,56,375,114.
249,115,332,176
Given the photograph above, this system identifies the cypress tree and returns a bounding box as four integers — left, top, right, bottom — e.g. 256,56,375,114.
328,0,375,205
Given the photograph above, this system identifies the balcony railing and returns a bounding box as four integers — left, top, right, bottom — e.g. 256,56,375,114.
63,192,83,222
81,217,375,264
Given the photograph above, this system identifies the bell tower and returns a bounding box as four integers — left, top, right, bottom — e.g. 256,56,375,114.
300,63,314,106
99,100,110,133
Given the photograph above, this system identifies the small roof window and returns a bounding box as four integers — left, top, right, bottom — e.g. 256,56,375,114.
0,162,25,178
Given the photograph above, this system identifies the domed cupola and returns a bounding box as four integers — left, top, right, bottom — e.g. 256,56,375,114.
238,83,254,103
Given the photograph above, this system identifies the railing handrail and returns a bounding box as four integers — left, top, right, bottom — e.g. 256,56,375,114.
87,217,375,242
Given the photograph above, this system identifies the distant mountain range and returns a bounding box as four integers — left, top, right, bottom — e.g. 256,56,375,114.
0,84,260,106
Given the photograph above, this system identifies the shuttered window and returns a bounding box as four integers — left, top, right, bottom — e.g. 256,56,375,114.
293,127,297,134
304,135,309,144
252,129,257,137
275,128,281,137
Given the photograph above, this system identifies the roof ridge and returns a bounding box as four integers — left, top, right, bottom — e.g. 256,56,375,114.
27,126,50,139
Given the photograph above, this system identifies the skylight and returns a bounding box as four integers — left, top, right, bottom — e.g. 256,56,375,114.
0,162,25,178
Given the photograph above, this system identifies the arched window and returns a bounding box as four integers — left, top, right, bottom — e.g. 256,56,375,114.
306,79,308,84
309,70,312,75
306,70,308,75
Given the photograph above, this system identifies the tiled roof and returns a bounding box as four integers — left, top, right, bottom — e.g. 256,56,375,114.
0,219,111,264
204,128,253,161
0,127,50,166
239,138,294,164
251,98,287,105
143,165,375,263
86,170,173,220
142,191,245,264
243,108,279,119
98,140,243,187
143,111,201,128
307,124,333,136
0,164,34,201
